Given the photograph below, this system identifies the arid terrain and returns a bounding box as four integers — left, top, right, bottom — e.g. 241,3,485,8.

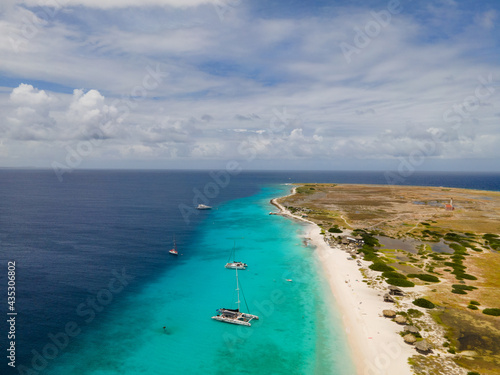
280,184,500,375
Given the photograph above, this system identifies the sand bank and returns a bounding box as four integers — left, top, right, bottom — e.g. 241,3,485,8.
271,193,414,375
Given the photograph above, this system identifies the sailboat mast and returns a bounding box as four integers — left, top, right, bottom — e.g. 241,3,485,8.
236,267,240,311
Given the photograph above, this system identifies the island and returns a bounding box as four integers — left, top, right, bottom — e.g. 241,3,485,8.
273,184,500,375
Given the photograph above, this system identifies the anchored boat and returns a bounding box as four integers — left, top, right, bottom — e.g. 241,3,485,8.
212,268,258,326
196,204,212,210
225,242,247,270
169,235,178,255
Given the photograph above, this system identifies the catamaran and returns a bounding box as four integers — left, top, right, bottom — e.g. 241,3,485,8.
212,268,258,326
197,204,212,210
169,235,178,255
225,242,247,270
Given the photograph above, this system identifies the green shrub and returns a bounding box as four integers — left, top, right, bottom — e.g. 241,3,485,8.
483,308,500,317
328,227,342,233
470,300,480,306
382,271,407,279
452,284,477,291
407,274,440,283
407,308,424,318
444,262,465,270
412,298,435,309
369,262,395,272
452,289,467,294
467,372,481,375
467,305,479,310
386,278,415,287
363,253,378,262
460,274,477,280
449,243,467,253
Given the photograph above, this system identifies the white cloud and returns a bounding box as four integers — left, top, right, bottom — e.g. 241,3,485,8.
0,1,499,169
475,10,497,29
18,0,221,9
10,84,53,107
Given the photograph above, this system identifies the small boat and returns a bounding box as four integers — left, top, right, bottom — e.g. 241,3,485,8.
169,235,178,255
225,242,247,270
225,261,247,270
212,268,258,326
197,204,212,210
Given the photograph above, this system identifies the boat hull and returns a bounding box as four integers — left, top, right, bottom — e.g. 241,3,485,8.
211,315,252,326
225,262,247,270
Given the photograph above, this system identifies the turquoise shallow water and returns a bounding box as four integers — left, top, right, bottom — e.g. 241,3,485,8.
45,185,355,375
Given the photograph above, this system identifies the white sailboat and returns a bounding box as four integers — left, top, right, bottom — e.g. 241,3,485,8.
197,204,212,210
169,235,178,255
225,242,247,270
212,268,258,326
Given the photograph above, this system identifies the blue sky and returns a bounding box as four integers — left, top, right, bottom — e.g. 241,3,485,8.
0,0,499,171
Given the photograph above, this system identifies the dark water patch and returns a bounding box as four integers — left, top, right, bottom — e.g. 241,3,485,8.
425,239,454,254
376,236,419,253
376,236,454,254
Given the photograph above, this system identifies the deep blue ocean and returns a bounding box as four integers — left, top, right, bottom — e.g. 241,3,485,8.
1,170,499,375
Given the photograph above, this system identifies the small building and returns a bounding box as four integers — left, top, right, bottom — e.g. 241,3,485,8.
395,315,407,325
445,198,454,211
415,340,432,353
383,293,395,303
346,236,364,245
404,326,419,334
383,309,396,318
388,286,405,296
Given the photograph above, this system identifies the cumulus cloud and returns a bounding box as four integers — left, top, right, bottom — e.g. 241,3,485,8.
6,84,56,140
10,84,53,107
0,1,499,169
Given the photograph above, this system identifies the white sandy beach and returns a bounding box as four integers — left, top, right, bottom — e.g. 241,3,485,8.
271,193,414,375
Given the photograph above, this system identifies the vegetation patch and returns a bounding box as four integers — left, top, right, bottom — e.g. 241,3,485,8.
296,186,315,195
452,284,477,291
386,278,415,287
382,271,407,279
369,262,395,272
482,308,500,317
483,233,500,251
407,273,440,283
412,298,435,309
328,225,343,233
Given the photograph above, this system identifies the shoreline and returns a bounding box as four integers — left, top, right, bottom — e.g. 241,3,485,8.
271,190,414,375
